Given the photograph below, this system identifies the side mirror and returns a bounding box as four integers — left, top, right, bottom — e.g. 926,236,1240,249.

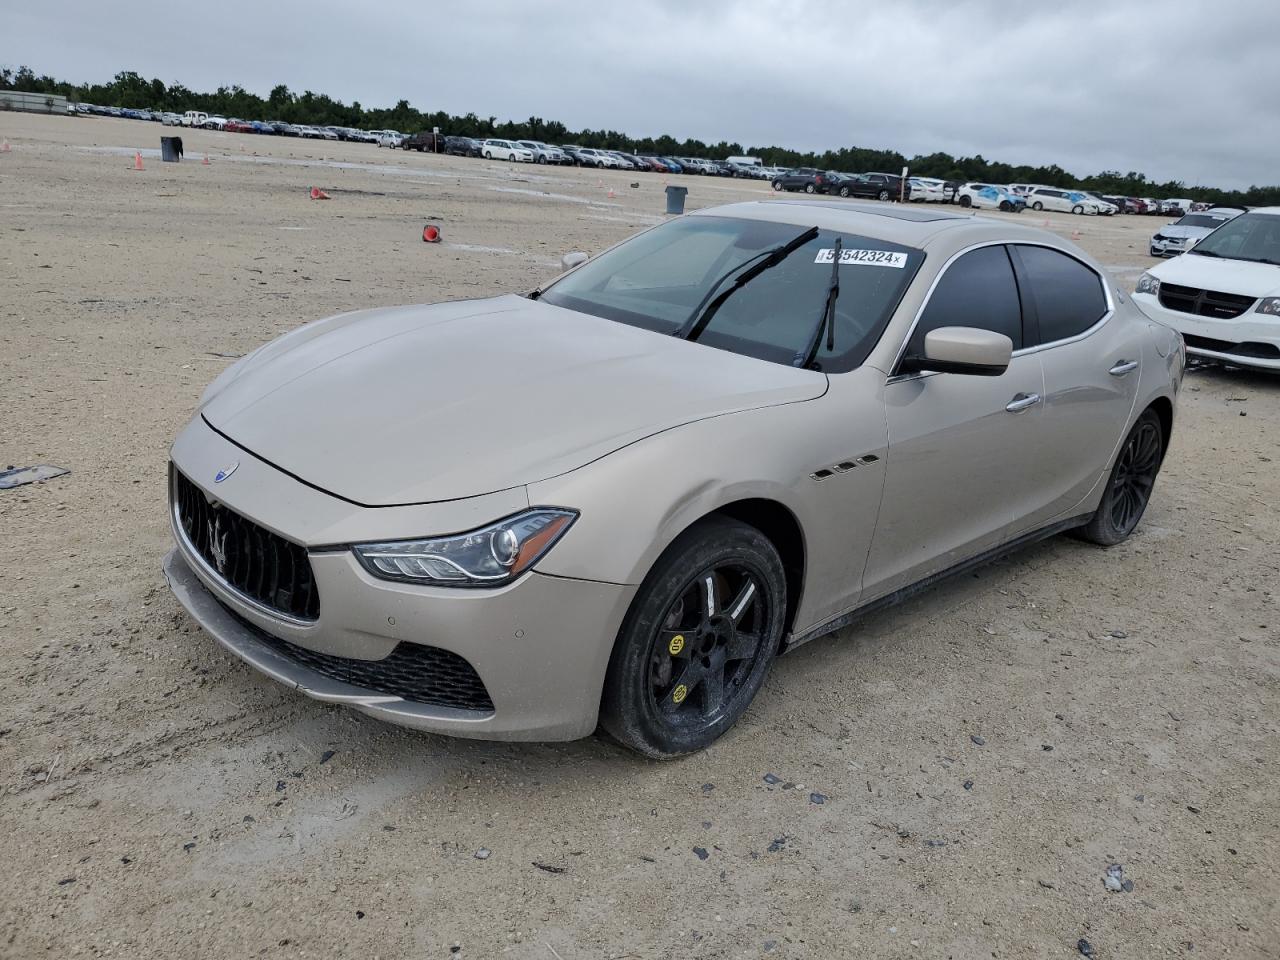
904,326,1012,376
561,251,589,272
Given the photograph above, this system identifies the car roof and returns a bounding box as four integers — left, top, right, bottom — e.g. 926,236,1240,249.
692,200,1080,253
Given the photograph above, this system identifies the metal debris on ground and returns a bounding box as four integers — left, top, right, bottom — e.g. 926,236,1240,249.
0,464,70,489
474,848,491,860
1077,938,1095,957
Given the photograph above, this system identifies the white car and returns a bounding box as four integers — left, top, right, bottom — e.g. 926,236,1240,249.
1081,193,1119,216
908,178,950,203
1150,207,1246,258
377,132,404,148
1161,199,1193,216
575,148,620,168
481,139,535,162
956,182,1025,212
201,116,228,130
1134,207,1280,371
1027,188,1102,215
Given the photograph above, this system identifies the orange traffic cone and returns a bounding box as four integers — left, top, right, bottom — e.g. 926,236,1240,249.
133,151,144,171
309,186,331,200
202,154,210,165
0,140,10,153
1071,230,1082,241
607,189,616,199
422,224,441,243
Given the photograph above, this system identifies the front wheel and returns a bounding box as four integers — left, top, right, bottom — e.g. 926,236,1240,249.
877,189,890,201
999,200,1011,212
1032,201,1044,211
483,151,492,159
771,180,783,191
599,517,786,758
1074,409,1164,546
1072,204,1085,215
804,183,816,194
839,186,851,198
959,195,972,208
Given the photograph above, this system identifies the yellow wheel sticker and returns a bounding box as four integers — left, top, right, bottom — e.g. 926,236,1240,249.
669,634,685,655
672,684,688,704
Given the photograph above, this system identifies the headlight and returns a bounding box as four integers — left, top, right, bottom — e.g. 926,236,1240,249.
353,508,577,587
1257,297,1280,316
1136,273,1161,296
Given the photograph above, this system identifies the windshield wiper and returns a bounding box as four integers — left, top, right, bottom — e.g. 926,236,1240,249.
794,237,841,369
677,226,819,342
1189,248,1222,258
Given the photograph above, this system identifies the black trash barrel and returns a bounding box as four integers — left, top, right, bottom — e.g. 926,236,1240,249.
160,136,183,162
665,185,688,215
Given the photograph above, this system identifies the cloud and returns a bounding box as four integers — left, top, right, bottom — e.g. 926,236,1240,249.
6,0,1278,188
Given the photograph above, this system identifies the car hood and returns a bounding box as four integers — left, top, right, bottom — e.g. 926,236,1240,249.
1151,254,1280,298
201,295,827,506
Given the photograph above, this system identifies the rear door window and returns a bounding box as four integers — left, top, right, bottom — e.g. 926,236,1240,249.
905,245,1023,357
1012,245,1108,345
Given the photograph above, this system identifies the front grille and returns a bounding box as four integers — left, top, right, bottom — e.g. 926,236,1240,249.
1158,282,1255,319
1183,334,1280,359
227,605,495,712
173,467,319,621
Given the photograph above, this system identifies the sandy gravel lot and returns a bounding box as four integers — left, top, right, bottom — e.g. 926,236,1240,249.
1,113,1277,959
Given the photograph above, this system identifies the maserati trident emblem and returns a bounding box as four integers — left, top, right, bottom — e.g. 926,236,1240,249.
208,514,230,574
213,461,239,483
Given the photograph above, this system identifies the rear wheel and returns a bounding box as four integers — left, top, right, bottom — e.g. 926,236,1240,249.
599,517,786,758
1075,409,1164,546
804,183,816,194
839,185,851,198
877,189,890,201
772,180,783,191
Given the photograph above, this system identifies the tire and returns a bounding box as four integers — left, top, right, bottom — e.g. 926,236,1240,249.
877,189,890,201
599,517,787,758
839,186,851,198
1032,201,1044,211
1072,204,1085,215
1074,409,1164,546
804,183,816,194
537,156,547,164
483,151,492,159
959,195,972,208
772,180,783,191
999,200,1011,212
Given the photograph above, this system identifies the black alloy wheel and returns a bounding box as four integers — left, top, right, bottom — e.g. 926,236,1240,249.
1075,409,1164,546
600,517,786,757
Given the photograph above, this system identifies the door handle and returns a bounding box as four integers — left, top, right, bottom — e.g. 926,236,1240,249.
1005,393,1041,413
1109,360,1138,377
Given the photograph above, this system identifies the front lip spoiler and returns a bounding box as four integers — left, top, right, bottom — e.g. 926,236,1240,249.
162,547,495,725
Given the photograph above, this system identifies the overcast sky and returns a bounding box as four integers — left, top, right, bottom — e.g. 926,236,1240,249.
7,0,1279,189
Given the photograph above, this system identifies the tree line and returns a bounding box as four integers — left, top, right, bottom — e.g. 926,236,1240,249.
4,65,1276,207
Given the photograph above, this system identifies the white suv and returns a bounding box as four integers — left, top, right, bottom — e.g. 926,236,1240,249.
517,140,567,164
1027,188,1102,215
482,139,535,162
1134,207,1280,372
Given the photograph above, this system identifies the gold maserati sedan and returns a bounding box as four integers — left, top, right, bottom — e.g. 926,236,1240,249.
164,200,1183,757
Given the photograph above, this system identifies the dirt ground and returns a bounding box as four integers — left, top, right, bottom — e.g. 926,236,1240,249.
1,113,1277,960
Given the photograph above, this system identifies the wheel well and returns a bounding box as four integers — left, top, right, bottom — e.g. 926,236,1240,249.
1147,396,1174,460
713,499,805,641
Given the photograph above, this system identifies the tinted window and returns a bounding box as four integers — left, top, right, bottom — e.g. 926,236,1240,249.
1014,245,1107,344
908,246,1022,355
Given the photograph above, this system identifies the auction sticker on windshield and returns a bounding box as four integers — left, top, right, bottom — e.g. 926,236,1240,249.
815,248,908,268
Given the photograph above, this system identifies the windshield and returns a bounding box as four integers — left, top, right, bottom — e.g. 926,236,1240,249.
540,216,924,371
1189,212,1280,265
1175,213,1234,229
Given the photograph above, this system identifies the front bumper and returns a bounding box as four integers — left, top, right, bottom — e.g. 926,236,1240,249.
165,543,635,740
1150,238,1191,257
1133,293,1280,371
